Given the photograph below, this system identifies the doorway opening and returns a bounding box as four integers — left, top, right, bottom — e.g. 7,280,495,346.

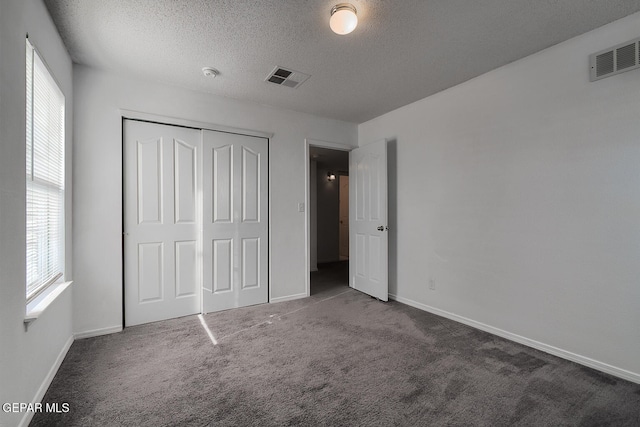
308,144,350,297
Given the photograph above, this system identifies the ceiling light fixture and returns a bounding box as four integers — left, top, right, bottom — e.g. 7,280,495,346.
330,3,358,35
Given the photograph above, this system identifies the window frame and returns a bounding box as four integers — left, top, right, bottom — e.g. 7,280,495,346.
25,36,66,304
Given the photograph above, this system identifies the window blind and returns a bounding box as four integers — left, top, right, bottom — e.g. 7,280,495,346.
26,38,65,302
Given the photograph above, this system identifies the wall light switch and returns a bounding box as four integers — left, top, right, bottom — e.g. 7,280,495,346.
298,202,305,212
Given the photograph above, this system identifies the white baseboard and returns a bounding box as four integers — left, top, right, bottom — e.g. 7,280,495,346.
74,325,122,340
19,334,74,427
270,292,308,304
389,293,640,385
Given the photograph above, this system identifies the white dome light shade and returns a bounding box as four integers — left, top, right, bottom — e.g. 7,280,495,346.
330,4,358,35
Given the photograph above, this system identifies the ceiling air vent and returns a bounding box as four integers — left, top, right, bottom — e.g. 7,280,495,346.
590,37,640,81
265,66,310,89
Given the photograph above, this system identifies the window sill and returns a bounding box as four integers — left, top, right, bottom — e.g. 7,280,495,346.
25,281,72,325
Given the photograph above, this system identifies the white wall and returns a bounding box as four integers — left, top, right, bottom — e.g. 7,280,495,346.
0,1,74,426
359,12,640,381
73,65,357,334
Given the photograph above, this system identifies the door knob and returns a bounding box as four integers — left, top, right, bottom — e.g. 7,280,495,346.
377,226,384,231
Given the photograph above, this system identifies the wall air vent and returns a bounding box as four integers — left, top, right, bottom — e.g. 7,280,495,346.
265,66,310,89
590,37,640,81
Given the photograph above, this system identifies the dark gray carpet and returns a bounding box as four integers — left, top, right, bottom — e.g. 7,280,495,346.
31,261,640,426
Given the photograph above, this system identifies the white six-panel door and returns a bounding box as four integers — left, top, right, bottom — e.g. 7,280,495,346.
124,120,201,326
349,140,388,301
202,130,268,313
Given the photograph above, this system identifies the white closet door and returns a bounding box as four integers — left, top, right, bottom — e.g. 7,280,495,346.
202,130,268,313
124,120,201,326
349,139,388,301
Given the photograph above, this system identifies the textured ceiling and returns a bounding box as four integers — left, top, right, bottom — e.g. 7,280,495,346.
44,0,640,123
